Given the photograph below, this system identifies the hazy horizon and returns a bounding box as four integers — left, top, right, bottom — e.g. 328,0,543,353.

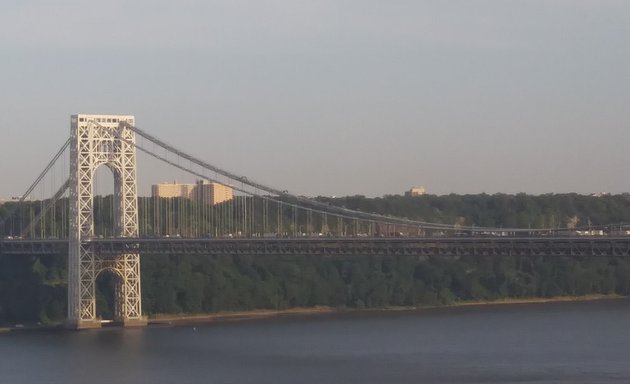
1,1,629,197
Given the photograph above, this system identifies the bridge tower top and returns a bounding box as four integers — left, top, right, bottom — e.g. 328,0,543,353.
71,114,135,127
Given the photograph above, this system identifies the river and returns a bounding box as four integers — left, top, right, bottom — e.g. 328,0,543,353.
1,299,630,383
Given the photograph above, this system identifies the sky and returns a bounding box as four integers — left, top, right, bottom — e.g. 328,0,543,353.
1,0,629,197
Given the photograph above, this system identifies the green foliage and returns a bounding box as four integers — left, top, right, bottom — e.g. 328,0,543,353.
2,253,629,325
3,193,630,325
319,193,630,229
0,254,66,325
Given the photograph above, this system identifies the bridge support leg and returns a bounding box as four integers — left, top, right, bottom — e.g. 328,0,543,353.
66,318,103,330
115,253,147,327
67,114,146,329
66,251,147,329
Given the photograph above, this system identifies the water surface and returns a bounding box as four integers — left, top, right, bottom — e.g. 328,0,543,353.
2,300,630,383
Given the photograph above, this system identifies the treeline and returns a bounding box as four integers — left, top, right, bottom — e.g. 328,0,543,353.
142,254,630,313
3,193,630,325
320,193,630,229
4,193,630,240
2,253,629,325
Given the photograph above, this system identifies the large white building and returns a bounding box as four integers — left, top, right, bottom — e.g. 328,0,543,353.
152,180,234,205
0,197,20,205
0,197,22,205
405,186,426,196
151,182,196,199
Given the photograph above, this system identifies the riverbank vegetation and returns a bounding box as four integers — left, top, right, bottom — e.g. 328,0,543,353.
2,252,629,326
2,193,630,325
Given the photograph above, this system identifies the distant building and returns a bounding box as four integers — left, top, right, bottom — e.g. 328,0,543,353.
405,186,426,197
193,180,234,205
151,182,195,199
0,196,22,205
151,180,233,205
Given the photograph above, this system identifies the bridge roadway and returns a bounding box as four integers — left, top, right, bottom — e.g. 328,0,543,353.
2,236,630,258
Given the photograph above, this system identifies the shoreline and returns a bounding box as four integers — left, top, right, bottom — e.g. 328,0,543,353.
444,293,626,308
149,306,336,325
1,294,625,331
149,293,627,326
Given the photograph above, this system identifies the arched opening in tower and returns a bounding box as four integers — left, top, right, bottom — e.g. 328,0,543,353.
95,269,123,323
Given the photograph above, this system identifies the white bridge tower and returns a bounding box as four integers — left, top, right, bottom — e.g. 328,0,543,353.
67,114,146,329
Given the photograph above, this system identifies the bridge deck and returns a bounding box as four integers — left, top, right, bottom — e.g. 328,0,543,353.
2,236,630,257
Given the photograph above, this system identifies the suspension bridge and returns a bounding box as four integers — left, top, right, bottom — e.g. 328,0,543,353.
1,113,629,329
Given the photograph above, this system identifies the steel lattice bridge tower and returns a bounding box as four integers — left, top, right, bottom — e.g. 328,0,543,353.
68,114,145,329
3,113,630,330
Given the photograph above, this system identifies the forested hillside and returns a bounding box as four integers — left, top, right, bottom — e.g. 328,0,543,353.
2,193,630,325
319,193,630,229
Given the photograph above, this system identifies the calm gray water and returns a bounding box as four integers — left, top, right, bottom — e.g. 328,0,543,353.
2,300,630,384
